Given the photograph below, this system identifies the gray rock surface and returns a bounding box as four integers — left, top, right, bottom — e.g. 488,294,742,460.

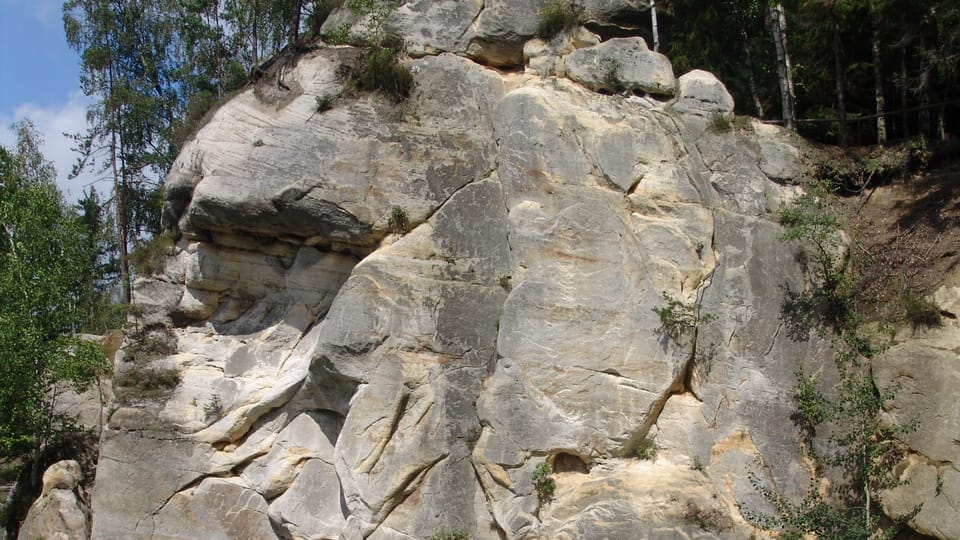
85,17,954,540
565,37,676,95
18,461,88,540
873,283,960,540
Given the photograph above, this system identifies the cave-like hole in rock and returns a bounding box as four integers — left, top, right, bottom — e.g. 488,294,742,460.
551,452,589,474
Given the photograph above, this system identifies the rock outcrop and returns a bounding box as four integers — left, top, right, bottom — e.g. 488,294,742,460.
18,461,89,540
84,3,955,540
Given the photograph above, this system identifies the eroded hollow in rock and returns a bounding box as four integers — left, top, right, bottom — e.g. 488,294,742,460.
551,452,590,474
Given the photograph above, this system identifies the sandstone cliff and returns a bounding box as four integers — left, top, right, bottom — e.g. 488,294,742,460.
81,2,958,539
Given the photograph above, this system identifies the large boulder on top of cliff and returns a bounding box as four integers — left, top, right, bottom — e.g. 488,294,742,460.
565,37,676,95
670,69,735,115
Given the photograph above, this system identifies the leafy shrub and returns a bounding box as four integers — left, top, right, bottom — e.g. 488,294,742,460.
902,290,942,330
790,361,829,438
538,1,583,39
691,455,705,472
778,184,857,335
324,23,353,45
532,461,556,502
653,291,716,344
354,35,415,102
203,393,223,420
129,232,175,276
635,437,658,460
316,94,334,112
388,205,409,233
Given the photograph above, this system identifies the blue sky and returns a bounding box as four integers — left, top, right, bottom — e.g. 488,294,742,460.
0,0,99,201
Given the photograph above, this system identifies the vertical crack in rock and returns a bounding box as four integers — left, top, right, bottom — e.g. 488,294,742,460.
358,392,410,474
370,454,448,536
469,458,509,540
623,269,717,456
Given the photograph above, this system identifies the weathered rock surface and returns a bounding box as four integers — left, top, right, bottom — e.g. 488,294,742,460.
18,461,88,540
873,283,960,540
85,6,958,540
565,37,676,95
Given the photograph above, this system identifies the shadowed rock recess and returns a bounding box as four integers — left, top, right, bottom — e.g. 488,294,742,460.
85,3,955,540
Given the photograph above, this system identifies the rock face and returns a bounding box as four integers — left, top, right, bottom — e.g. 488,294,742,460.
85,5,946,540
873,283,960,540
18,461,89,540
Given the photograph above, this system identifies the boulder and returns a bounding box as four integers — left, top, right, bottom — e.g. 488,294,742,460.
670,69,735,116
565,37,676,95
17,461,88,540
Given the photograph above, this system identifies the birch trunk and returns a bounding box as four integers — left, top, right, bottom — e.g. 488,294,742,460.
833,14,848,147
650,0,660,52
769,3,796,130
870,5,886,144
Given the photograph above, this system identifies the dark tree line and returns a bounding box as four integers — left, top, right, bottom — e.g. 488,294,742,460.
660,0,960,146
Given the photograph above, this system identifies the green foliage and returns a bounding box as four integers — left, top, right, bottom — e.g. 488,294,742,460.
129,232,175,277
353,35,415,102
751,180,917,538
315,94,334,112
532,461,556,502
635,438,658,461
902,290,942,331
653,291,716,344
710,112,733,133
691,455,705,473
778,184,857,337
0,136,108,464
324,23,354,45
790,361,829,438
537,1,583,39
388,205,410,233
114,368,181,401
203,393,223,420
428,532,472,540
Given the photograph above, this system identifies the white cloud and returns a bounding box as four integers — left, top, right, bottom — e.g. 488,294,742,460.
0,91,108,203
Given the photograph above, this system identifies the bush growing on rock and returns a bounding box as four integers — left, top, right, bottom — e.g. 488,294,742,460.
532,461,556,502
537,1,583,40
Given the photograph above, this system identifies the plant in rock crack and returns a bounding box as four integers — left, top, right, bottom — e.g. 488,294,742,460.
537,0,583,39
387,205,409,233
653,291,716,344
532,461,556,502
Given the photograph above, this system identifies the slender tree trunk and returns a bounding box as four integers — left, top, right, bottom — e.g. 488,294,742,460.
251,0,260,67
107,60,131,305
833,13,848,147
650,0,660,52
289,0,302,49
901,49,909,137
740,27,765,118
870,5,886,144
769,3,796,130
